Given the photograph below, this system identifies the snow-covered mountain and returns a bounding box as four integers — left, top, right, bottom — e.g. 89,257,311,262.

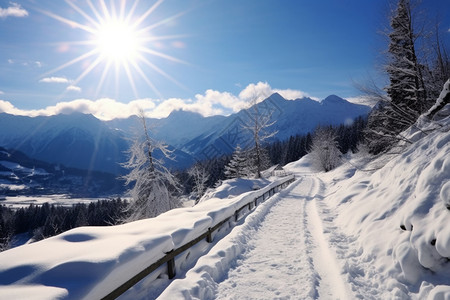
0,112,196,174
181,93,370,158
0,93,370,175
106,110,227,148
0,113,128,174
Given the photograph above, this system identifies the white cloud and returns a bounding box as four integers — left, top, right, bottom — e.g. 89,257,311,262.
0,82,316,120
66,85,82,92
45,98,157,120
0,3,28,18
239,82,273,103
273,88,318,101
7,59,14,64
0,100,26,115
0,91,4,95
0,98,156,120
238,81,318,103
39,77,70,84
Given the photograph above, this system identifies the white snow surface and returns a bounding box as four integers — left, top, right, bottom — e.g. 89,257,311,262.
0,103,449,299
0,175,294,300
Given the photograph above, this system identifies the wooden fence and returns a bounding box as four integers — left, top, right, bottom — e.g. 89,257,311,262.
101,175,296,300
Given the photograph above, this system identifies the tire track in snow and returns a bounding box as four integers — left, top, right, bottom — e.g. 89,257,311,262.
305,177,352,299
313,185,381,300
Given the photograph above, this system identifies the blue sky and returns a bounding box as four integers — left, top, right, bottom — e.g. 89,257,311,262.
0,0,449,119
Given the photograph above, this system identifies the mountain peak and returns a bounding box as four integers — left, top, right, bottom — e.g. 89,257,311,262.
167,109,202,119
267,92,285,101
322,94,347,104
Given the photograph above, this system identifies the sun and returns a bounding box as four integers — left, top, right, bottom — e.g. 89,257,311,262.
39,1,187,98
95,19,140,63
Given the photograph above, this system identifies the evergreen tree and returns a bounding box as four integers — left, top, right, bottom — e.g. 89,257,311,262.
366,0,427,153
224,145,252,179
386,0,426,114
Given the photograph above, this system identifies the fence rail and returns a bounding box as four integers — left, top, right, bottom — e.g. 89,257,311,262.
101,175,296,300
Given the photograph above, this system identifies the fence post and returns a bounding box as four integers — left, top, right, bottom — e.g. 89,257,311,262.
206,228,213,243
167,253,176,279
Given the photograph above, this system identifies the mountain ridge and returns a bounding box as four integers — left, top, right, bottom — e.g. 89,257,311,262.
0,93,371,175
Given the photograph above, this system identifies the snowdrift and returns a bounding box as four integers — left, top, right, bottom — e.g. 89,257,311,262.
0,175,293,300
322,92,450,298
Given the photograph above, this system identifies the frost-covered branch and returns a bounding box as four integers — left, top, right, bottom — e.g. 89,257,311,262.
121,110,180,222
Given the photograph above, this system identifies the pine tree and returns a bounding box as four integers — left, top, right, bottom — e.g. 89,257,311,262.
224,145,252,179
366,0,427,153
386,0,427,114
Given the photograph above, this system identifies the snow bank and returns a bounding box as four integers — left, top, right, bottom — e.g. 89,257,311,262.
0,175,293,300
322,103,450,298
199,177,271,203
158,179,300,300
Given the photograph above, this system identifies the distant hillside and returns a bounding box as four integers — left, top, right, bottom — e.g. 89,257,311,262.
0,147,124,197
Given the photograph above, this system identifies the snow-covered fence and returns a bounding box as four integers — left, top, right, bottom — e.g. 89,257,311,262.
102,175,295,300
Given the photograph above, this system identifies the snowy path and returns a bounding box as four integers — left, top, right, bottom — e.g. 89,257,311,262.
215,176,352,300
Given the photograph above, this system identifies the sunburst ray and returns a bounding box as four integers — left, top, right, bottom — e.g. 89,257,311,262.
39,0,187,98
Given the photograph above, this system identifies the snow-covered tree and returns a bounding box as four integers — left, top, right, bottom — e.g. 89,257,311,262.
386,0,427,115
224,145,252,179
309,127,342,172
242,94,278,178
423,25,450,103
188,164,210,204
121,110,180,222
365,0,428,153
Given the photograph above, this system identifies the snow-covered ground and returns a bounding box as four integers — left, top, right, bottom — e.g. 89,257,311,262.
0,102,448,299
0,195,107,209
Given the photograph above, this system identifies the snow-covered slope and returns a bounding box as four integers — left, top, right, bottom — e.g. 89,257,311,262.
308,101,450,298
